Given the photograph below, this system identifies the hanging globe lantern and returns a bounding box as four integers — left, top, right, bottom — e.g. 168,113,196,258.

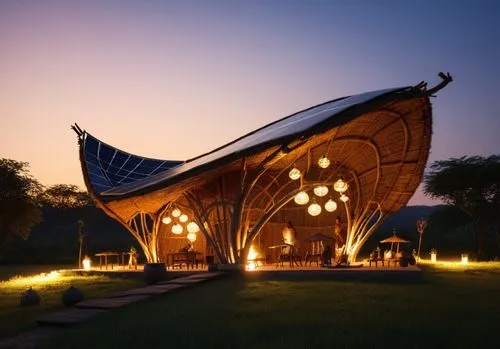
313,185,329,197
294,191,310,205
171,223,183,234
324,199,338,212
187,232,197,243
172,208,182,217
308,202,322,216
179,214,188,223
333,179,349,193
187,222,200,233
340,194,349,202
161,216,172,224
288,167,301,180
318,155,330,169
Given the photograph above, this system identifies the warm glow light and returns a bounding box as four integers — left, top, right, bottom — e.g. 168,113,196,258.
318,155,330,168
308,202,322,216
82,257,91,271
6,271,61,287
461,253,469,264
171,223,183,234
172,208,181,217
187,222,200,233
313,185,329,197
288,167,301,180
333,179,349,193
431,251,437,263
179,214,188,223
324,199,337,212
340,194,349,202
294,191,310,205
246,245,260,271
187,232,197,242
162,216,172,224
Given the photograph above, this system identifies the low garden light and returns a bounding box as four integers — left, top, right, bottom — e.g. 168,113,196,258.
294,191,310,205
324,199,337,212
318,155,330,169
162,216,172,224
288,167,301,180
431,249,437,263
82,256,91,271
172,223,183,235
461,253,469,264
313,185,329,197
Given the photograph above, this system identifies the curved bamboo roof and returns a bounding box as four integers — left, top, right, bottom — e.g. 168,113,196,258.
74,73,452,224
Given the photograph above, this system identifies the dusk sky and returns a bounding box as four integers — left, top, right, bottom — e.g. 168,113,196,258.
1,0,499,206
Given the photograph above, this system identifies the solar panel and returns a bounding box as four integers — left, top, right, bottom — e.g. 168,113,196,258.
83,86,410,197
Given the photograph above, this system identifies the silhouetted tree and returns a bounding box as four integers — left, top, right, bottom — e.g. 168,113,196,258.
0,159,43,248
38,184,92,208
423,155,500,260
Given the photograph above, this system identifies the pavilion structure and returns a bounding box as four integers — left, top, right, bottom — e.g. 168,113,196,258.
72,73,452,267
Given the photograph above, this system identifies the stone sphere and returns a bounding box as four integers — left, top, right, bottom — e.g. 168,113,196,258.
61,286,84,306
20,287,41,307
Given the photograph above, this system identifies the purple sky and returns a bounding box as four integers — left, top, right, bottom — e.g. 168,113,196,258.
1,0,499,206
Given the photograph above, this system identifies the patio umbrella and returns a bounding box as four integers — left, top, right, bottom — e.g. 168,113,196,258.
380,233,410,253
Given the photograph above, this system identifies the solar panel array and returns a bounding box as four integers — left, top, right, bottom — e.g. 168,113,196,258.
82,133,183,194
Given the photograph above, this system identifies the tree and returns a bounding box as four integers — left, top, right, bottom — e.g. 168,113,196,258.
38,184,93,209
0,159,43,247
423,155,500,260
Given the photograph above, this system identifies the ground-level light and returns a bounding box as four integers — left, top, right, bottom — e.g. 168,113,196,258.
461,253,469,264
431,250,437,263
82,256,91,271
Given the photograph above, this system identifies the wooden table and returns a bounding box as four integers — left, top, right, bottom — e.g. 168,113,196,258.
95,252,121,270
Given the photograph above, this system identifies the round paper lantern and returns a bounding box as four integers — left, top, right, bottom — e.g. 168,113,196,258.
318,155,330,169
288,167,301,180
308,202,322,216
313,185,329,197
324,199,337,212
179,214,188,223
172,208,181,217
333,179,349,193
187,222,200,233
162,216,172,224
171,223,183,234
294,191,310,205
340,194,349,202
187,232,197,242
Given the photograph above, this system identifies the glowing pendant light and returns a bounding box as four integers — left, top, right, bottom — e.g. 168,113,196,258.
179,214,188,223
187,232,197,243
294,191,310,205
333,179,349,193
340,194,349,202
162,216,172,224
288,167,301,180
318,155,330,169
171,223,183,234
324,199,337,212
172,208,182,217
313,185,329,197
308,201,322,216
187,222,200,233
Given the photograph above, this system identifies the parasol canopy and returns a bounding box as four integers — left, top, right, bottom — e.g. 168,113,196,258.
380,232,410,254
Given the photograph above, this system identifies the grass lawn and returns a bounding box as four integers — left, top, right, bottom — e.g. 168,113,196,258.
0,265,142,339
42,264,500,349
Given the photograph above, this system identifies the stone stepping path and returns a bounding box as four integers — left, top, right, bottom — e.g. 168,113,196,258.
37,308,106,327
1,272,225,348
76,295,151,309
0,327,61,349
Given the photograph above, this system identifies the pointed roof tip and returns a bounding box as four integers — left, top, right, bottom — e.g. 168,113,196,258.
71,123,84,137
